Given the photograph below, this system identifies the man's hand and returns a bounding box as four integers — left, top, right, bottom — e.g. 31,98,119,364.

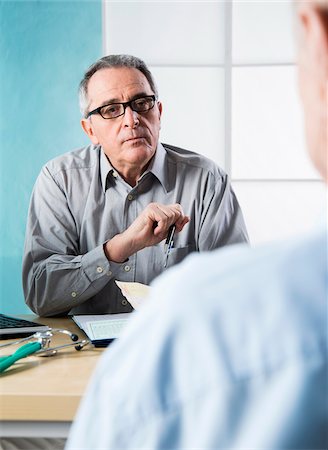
104,203,189,263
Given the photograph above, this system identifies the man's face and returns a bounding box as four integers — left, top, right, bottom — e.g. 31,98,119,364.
82,67,162,174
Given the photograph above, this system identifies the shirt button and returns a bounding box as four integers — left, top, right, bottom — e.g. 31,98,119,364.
107,271,112,277
121,299,128,306
71,291,77,298
127,194,133,201
124,265,130,272
112,171,118,178
96,266,103,273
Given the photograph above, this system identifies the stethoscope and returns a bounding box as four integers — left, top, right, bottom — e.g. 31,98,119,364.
0,328,90,373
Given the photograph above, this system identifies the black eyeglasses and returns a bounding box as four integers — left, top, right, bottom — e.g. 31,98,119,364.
87,95,156,120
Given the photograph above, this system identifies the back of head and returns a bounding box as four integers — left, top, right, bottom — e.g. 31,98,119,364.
79,54,158,118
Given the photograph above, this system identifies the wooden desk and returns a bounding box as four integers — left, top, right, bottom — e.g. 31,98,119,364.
0,316,103,437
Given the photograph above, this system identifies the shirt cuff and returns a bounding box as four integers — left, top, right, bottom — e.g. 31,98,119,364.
82,244,124,283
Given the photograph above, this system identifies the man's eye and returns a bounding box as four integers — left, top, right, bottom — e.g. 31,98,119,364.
135,98,147,106
102,104,121,115
134,98,152,110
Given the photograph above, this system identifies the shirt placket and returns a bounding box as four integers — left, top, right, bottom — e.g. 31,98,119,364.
119,187,138,295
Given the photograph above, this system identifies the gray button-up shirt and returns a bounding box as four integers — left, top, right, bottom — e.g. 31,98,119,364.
23,143,248,316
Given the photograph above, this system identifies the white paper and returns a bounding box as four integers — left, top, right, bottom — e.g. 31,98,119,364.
87,319,128,340
72,313,130,340
115,281,151,310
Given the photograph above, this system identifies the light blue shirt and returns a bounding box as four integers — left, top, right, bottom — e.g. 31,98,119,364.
66,227,327,450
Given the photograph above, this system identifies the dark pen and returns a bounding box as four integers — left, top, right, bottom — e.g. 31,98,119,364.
164,225,176,268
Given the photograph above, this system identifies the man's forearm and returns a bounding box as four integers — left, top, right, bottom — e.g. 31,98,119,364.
104,202,190,263
23,245,119,316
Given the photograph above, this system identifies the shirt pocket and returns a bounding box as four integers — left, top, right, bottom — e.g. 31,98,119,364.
164,244,196,268
142,243,197,285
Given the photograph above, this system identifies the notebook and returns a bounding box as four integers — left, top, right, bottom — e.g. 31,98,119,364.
0,314,49,339
72,313,130,347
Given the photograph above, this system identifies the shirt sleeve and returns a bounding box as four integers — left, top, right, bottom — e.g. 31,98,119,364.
198,171,249,250
22,166,122,316
65,247,327,450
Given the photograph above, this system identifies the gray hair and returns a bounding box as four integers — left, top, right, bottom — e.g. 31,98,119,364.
79,54,158,118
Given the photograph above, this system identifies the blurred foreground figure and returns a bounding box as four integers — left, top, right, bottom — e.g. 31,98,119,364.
66,2,328,449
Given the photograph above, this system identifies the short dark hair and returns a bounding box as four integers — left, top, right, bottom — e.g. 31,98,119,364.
79,54,158,118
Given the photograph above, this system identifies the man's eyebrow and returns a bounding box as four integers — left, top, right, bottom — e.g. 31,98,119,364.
130,92,151,101
97,92,152,107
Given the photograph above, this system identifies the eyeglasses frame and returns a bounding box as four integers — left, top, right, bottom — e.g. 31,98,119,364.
86,94,157,120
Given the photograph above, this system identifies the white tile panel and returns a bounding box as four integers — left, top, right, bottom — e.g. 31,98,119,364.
233,180,327,245
104,1,225,65
232,0,295,64
231,66,319,180
152,66,225,167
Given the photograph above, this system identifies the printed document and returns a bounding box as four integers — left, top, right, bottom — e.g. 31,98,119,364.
72,313,130,341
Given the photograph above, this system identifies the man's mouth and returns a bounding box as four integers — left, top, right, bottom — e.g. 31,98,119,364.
124,136,145,143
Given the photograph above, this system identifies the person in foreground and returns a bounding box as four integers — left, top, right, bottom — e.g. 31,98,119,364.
66,2,327,449
22,54,248,317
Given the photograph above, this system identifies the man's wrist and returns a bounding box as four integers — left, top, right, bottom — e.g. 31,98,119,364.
103,234,132,263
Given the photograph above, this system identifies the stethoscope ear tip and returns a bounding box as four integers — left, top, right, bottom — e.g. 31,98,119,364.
75,340,90,351
71,333,79,342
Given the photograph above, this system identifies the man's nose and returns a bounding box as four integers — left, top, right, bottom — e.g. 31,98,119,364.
123,105,139,128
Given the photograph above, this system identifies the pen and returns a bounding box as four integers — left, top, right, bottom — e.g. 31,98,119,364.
164,225,175,268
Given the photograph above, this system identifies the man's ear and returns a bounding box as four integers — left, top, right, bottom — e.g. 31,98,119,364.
81,118,100,145
298,4,328,68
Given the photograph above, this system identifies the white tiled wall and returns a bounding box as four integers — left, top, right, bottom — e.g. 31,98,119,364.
233,180,326,245
231,66,318,180
232,1,295,64
104,1,225,65
103,0,326,245
151,67,225,165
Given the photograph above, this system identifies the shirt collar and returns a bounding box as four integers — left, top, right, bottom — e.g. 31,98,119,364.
143,143,169,193
100,149,114,193
100,143,170,193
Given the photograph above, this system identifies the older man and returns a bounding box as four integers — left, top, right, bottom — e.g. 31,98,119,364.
23,54,248,317
66,2,327,449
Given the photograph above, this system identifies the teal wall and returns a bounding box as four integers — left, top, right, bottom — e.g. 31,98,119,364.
0,0,102,315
